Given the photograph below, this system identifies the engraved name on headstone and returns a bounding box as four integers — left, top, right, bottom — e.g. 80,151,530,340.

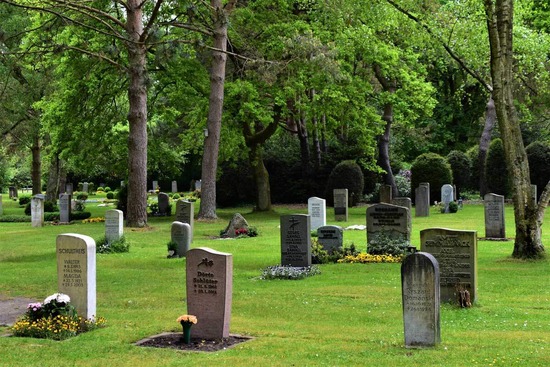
367,203,411,247
280,214,311,267
171,221,191,257
415,183,430,217
105,209,123,243
317,225,343,253
308,197,326,231
441,184,454,213
333,189,348,222
484,193,505,239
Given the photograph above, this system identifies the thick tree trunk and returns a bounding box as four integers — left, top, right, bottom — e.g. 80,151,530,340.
31,133,41,195
310,90,322,171
198,0,234,219
297,114,310,178
484,0,544,258
125,1,148,227
478,96,496,196
45,154,63,202
248,145,271,211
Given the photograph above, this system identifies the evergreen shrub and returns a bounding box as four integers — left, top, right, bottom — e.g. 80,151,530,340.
447,150,471,198
485,139,510,197
526,141,550,201
410,153,453,203
325,160,364,206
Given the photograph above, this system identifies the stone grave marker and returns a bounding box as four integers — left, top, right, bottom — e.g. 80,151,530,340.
175,199,194,242
317,225,343,253
484,193,505,239
82,182,89,193
333,189,348,221
392,197,412,223
59,193,71,223
367,203,411,247
31,195,44,227
171,221,191,257
9,186,18,199
186,247,232,339
153,181,159,191
221,213,249,238
105,209,123,243
380,184,392,203
401,252,440,348
66,183,74,195
280,214,311,267
57,233,96,320
308,197,326,231
441,184,454,213
157,192,169,216
415,183,430,217
171,180,178,193
421,228,477,304
195,179,202,191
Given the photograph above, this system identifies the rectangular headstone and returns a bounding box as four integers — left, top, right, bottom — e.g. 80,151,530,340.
195,179,202,191
171,180,178,193
171,221,191,257
333,189,348,221
59,193,71,223
9,186,18,199
421,228,477,304
392,197,412,224
82,182,89,193
308,197,326,231
402,252,440,348
317,225,343,253
105,209,124,243
175,199,194,242
157,192,169,216
31,196,44,227
484,193,505,239
380,184,392,203
441,184,454,213
415,183,430,217
280,214,311,267
152,181,159,191
57,234,96,320
367,203,411,246
186,247,232,339
66,183,74,195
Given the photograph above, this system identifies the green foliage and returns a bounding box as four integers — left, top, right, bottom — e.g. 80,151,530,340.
75,192,88,201
486,139,510,197
104,187,111,192
167,241,177,252
116,183,128,215
447,150,471,197
18,195,31,206
395,169,412,197
410,153,453,203
367,232,409,257
97,187,105,192
70,211,91,221
260,265,321,280
172,193,180,200
24,200,58,215
106,192,114,199
325,160,364,206
96,235,130,254
0,215,31,222
311,238,359,264
448,201,459,213
526,141,550,200
44,213,60,221
466,145,481,191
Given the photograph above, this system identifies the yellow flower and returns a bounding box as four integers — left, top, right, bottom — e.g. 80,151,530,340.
177,315,198,324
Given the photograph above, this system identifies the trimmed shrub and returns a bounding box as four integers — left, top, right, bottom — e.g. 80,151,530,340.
325,160,364,207
96,187,105,192
106,192,114,200
410,153,453,203
0,215,31,223
19,195,31,206
116,183,128,215
485,139,510,197
24,201,58,215
70,212,91,221
447,150,471,199
104,187,112,192
526,141,550,201
466,145,482,191
75,192,88,201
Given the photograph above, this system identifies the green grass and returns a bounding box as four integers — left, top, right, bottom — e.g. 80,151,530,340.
0,197,549,367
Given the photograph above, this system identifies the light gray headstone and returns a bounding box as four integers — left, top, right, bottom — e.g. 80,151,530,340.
415,183,430,217
333,189,348,221
31,195,44,227
441,184,454,213
280,214,311,267
308,197,326,231
367,203,411,246
105,209,123,243
380,184,392,203
65,183,73,195
392,197,412,223
484,193,505,239
402,252,440,348
186,247,232,339
317,225,343,252
171,221,191,256
157,192,169,215
57,233,96,320
171,180,178,193
175,199,194,242
195,179,202,190
152,181,159,191
421,228,477,304
59,193,71,223
82,182,89,193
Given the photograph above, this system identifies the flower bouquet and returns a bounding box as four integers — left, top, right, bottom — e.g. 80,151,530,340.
176,314,197,344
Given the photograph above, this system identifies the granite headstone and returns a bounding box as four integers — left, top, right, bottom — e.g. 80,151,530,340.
171,221,191,257
484,193,505,239
175,199,194,242
105,209,123,243
317,225,343,253
280,214,311,267
333,189,348,221
415,183,430,217
308,197,326,231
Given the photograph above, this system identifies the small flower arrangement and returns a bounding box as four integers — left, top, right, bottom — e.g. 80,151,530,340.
177,315,198,344
337,253,404,264
260,265,321,280
82,217,105,224
11,293,106,340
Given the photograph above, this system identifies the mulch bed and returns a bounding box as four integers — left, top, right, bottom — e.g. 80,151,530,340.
135,332,253,352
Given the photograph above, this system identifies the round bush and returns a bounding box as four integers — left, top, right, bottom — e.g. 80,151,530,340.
106,192,114,200
485,139,510,197
24,200,58,215
76,192,88,201
411,153,453,204
526,141,550,201
96,187,105,192
104,187,112,192
18,195,31,206
466,145,481,191
447,150,471,199
172,193,180,200
325,160,364,207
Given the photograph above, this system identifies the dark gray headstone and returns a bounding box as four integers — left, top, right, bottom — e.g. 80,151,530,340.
157,192,169,216
380,184,392,204
441,184,454,213
333,189,348,222
415,183,430,217
317,225,343,252
402,252,440,348
186,247,232,339
65,183,73,195
484,193,505,239
421,228,477,304
82,182,89,193
392,197,412,224
280,214,311,267
59,193,71,223
175,199,194,242
367,203,411,246
31,195,44,227
171,221,191,256
308,197,326,231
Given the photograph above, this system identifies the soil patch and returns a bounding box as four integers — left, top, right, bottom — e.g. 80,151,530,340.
135,332,253,352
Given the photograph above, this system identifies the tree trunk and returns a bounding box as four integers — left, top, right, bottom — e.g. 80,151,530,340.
198,0,234,219
45,153,63,202
477,96,496,196
297,114,310,178
310,90,322,171
248,144,271,211
125,1,148,227
31,133,41,195
484,0,544,258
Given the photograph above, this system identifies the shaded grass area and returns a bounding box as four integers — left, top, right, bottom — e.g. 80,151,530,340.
0,198,549,367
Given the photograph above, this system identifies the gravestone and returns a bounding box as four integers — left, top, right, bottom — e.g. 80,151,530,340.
186,247,232,339
484,193,505,239
175,199,194,242
441,184,454,213
195,179,202,191
317,225,343,253
31,195,44,227
367,203,411,247
221,213,249,238
333,189,348,221
120,181,125,188
415,183,430,217
9,186,18,199
66,183,74,195
57,234,96,320
421,228,477,304
171,180,178,193
401,252,440,348
59,193,71,223
171,221,191,257
380,184,392,204
158,192,169,216
280,214,311,267
152,181,159,191
392,197,412,224
105,209,123,243
82,182,89,193
308,197,326,231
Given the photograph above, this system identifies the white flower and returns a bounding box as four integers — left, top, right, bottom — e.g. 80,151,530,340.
44,293,71,305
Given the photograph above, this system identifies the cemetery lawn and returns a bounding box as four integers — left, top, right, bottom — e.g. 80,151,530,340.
0,199,549,367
